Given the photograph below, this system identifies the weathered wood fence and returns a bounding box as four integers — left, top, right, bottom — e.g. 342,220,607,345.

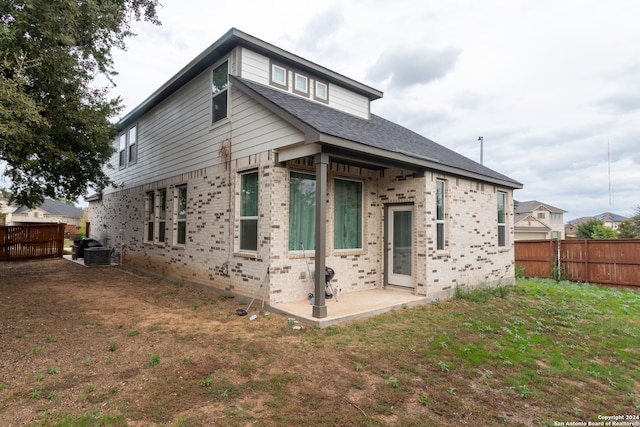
515,239,640,288
0,224,66,261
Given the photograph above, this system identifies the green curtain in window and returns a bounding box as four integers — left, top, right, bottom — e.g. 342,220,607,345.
334,179,362,249
241,173,258,217
240,172,258,251
289,172,315,251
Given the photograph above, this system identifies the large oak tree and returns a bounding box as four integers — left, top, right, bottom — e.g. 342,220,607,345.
0,0,159,207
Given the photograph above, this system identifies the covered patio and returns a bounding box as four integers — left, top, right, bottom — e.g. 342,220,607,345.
272,287,429,328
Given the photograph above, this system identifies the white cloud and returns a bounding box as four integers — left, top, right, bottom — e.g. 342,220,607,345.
108,0,640,221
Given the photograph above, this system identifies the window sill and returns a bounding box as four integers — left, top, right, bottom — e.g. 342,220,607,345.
288,250,315,259
234,251,258,259
434,251,450,258
333,248,366,256
209,117,231,132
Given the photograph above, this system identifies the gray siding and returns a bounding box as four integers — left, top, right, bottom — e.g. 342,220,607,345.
105,45,370,194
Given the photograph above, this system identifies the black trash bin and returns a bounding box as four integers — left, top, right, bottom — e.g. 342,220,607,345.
72,238,102,260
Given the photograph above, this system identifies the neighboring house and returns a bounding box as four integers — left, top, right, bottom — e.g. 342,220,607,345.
566,212,628,237
514,200,566,240
0,198,14,226
10,198,84,239
88,28,523,318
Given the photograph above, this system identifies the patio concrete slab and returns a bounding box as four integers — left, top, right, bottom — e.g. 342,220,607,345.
271,287,429,327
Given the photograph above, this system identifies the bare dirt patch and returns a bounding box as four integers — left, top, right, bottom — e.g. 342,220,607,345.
1,259,320,426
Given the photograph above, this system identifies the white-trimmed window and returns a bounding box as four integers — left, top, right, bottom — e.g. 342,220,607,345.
436,179,445,250
497,191,506,247
334,178,362,250
119,134,126,168
211,61,228,124
145,189,167,244
271,63,287,87
289,172,315,251
145,191,155,242
128,126,137,164
314,81,328,102
158,189,166,243
175,185,187,245
294,73,308,95
118,125,137,168
240,171,259,251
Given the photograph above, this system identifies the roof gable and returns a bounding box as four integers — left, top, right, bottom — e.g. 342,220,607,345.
514,214,551,229
514,200,566,214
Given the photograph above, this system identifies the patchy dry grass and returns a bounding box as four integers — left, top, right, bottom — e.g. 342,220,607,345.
1,259,638,426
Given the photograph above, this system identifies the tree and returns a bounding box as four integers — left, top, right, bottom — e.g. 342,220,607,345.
576,218,603,239
617,219,638,238
591,223,617,239
632,205,640,236
1,0,160,207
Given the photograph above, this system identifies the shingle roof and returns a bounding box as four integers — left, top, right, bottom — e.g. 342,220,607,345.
567,212,628,225
514,200,566,215
13,198,84,218
234,77,522,188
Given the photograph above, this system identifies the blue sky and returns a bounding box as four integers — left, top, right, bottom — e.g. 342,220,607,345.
107,0,640,221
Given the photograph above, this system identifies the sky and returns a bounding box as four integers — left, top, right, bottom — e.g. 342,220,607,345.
106,0,640,221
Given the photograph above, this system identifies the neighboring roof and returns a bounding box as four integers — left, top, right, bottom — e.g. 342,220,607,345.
233,76,523,189
514,200,566,215
594,212,628,222
119,28,383,129
514,214,551,230
567,212,628,225
13,198,84,218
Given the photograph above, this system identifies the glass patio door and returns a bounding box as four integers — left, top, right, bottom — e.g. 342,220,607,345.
387,205,414,288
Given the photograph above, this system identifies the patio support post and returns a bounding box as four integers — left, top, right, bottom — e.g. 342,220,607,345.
312,152,328,319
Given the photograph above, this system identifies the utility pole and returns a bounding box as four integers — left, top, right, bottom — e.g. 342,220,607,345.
478,136,483,165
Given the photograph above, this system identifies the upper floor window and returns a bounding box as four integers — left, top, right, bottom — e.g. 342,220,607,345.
537,212,546,219
334,178,362,250
436,180,445,250
497,192,506,247
128,126,137,164
240,171,259,251
212,61,229,124
314,81,328,102
550,213,562,221
271,63,287,87
118,134,126,168
294,73,309,96
118,125,137,168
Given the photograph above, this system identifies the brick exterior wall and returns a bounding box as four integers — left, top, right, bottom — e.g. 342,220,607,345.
89,151,515,305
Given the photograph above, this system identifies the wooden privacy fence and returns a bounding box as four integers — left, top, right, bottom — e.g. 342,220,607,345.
515,239,640,288
0,224,66,261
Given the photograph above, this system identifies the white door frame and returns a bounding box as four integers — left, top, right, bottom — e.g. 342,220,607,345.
386,204,414,288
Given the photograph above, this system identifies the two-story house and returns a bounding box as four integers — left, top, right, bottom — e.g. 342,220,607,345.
514,200,566,240
565,212,629,237
88,28,523,319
